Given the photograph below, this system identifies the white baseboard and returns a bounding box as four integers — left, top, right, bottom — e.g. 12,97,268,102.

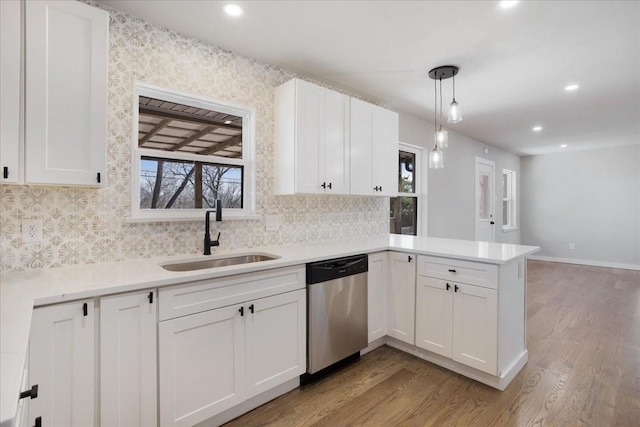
361,337,386,355
528,255,640,271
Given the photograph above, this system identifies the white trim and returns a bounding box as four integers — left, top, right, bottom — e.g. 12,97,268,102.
502,227,519,233
129,82,257,222
528,255,640,271
502,169,517,231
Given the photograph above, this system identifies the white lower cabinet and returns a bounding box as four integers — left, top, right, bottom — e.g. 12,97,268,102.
29,300,95,427
101,290,158,427
386,252,416,344
416,277,498,375
159,289,306,427
367,252,387,343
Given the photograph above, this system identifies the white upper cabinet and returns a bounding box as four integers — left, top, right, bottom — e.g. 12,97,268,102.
0,0,22,184
274,78,350,195
350,98,398,196
24,0,108,186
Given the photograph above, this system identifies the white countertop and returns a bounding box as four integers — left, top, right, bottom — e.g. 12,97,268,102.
0,235,539,425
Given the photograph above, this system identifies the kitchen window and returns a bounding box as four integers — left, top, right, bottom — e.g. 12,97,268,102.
502,169,517,231
130,83,255,221
390,145,421,235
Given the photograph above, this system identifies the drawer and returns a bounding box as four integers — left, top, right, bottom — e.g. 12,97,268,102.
416,255,498,289
159,266,305,321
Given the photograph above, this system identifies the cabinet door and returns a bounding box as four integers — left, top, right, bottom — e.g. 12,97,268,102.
159,305,244,427
101,291,158,427
245,289,306,397
0,0,22,184
324,89,350,194
25,0,108,186
372,105,398,196
294,79,325,194
387,252,416,344
367,252,387,342
29,300,95,427
415,276,453,357
452,283,498,375
349,98,373,195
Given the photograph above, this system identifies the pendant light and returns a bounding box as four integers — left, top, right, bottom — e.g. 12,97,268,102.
429,76,444,169
448,72,462,123
428,65,461,169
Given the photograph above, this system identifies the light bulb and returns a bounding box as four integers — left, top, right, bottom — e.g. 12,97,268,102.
436,126,448,148
448,99,462,123
429,147,444,169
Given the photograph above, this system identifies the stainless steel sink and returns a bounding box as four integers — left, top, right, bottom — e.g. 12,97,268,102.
162,253,280,272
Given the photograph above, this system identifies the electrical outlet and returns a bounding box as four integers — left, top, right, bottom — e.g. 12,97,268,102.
569,242,575,250
22,218,43,243
265,215,281,232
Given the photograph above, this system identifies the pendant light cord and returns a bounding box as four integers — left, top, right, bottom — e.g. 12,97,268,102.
452,74,456,100
434,76,437,147
439,77,443,127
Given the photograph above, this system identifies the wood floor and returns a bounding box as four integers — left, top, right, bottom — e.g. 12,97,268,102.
225,261,640,426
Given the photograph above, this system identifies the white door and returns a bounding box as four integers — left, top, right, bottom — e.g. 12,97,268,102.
245,290,306,397
101,291,158,427
415,276,453,358
349,98,374,195
324,89,350,194
452,283,498,375
159,305,245,427
0,0,22,184
25,0,108,186
386,252,416,344
367,252,388,343
475,158,496,242
29,300,95,427
295,79,325,194
372,105,399,196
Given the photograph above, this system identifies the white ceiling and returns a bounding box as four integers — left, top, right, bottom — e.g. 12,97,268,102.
99,0,640,156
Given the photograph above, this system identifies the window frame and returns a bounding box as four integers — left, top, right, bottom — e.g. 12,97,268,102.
128,82,257,222
502,168,517,232
390,143,423,236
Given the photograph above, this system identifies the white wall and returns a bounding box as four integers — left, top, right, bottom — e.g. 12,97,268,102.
399,113,521,244
521,145,640,267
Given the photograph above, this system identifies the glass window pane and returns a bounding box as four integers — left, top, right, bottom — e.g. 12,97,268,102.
479,173,490,219
398,151,415,193
503,173,508,198
140,156,242,209
390,197,417,235
503,200,509,226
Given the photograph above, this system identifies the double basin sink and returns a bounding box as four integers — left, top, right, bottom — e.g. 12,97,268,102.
162,253,280,272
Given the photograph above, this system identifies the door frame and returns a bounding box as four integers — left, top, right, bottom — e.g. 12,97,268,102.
475,157,496,242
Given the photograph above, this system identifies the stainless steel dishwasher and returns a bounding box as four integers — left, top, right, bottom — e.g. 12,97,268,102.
305,254,368,378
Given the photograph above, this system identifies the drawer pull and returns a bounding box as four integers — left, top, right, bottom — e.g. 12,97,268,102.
83,302,88,316
239,306,244,316
448,269,457,273
446,283,450,291
19,384,38,400
33,417,41,427
408,255,413,263
454,284,459,292
148,292,154,304
249,304,254,313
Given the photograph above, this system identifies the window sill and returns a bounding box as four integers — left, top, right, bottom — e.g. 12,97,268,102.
125,212,261,224
502,227,519,233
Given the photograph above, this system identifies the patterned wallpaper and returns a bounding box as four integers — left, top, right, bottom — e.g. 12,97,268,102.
0,3,389,273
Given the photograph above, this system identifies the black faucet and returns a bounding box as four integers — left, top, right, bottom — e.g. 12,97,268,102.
204,199,222,255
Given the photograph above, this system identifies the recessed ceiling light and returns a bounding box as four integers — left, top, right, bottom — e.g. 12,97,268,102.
224,120,232,124
560,144,568,148
564,84,579,92
499,1,520,9
223,4,244,17
532,126,543,132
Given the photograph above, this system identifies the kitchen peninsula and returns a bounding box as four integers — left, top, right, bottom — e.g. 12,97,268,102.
1,235,539,427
